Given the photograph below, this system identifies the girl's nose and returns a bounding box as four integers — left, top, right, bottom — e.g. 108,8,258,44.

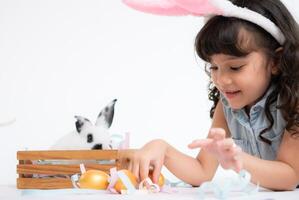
214,72,233,86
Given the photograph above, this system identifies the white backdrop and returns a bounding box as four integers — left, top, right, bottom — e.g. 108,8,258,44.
0,0,298,185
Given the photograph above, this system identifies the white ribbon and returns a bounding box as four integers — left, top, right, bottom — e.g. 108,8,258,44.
198,170,259,200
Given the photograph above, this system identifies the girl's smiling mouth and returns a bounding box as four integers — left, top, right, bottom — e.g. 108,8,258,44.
224,90,241,99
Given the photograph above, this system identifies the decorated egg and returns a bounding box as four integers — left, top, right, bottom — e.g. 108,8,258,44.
149,170,165,187
78,170,109,190
114,169,138,193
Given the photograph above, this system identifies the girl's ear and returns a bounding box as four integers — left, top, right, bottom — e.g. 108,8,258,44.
271,47,283,75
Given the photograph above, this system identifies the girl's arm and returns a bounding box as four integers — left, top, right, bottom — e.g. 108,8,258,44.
242,129,299,190
164,100,230,186
128,100,229,186
191,101,299,190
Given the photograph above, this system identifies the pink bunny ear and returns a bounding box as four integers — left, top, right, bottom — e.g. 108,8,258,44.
173,0,222,15
122,0,223,16
122,0,189,15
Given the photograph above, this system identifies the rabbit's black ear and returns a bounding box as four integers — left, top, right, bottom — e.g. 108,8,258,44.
95,99,117,129
74,116,91,133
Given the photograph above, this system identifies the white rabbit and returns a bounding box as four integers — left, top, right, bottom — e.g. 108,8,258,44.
51,99,118,150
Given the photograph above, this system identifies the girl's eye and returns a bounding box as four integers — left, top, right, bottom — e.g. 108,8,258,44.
209,66,218,71
230,65,243,71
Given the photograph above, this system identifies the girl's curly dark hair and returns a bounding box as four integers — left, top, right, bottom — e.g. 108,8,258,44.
195,0,299,144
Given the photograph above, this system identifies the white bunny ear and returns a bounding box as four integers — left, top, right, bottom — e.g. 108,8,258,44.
95,99,117,129
74,116,92,133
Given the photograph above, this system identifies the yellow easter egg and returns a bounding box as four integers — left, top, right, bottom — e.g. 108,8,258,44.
149,170,165,187
78,170,109,190
114,169,138,193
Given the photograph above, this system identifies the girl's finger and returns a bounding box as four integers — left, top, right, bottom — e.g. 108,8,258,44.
131,160,140,181
151,161,163,184
232,147,243,172
218,138,235,151
139,159,150,182
188,139,213,149
234,159,243,172
128,160,133,172
210,128,226,140
232,146,242,160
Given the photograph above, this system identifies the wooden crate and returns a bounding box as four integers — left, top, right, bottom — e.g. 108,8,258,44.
17,149,134,189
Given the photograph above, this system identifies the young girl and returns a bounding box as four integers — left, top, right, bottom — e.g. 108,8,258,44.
122,0,299,190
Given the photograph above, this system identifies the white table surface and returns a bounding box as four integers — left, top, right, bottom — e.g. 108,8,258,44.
1,185,299,200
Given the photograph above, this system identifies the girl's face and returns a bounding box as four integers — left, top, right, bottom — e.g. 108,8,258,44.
210,51,276,111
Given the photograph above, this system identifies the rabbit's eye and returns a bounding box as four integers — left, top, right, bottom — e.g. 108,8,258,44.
87,134,93,143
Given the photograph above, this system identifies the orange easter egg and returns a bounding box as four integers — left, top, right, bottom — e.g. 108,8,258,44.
114,169,138,193
149,170,165,187
78,170,109,190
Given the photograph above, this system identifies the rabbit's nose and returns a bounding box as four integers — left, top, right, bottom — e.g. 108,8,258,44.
92,144,103,150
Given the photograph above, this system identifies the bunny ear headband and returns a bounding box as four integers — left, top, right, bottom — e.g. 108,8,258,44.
122,0,285,45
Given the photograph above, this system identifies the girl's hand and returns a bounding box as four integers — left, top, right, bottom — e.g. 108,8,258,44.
127,139,168,183
188,128,243,172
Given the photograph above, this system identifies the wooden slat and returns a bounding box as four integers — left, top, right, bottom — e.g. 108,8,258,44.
17,178,73,189
17,164,115,175
17,150,118,160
